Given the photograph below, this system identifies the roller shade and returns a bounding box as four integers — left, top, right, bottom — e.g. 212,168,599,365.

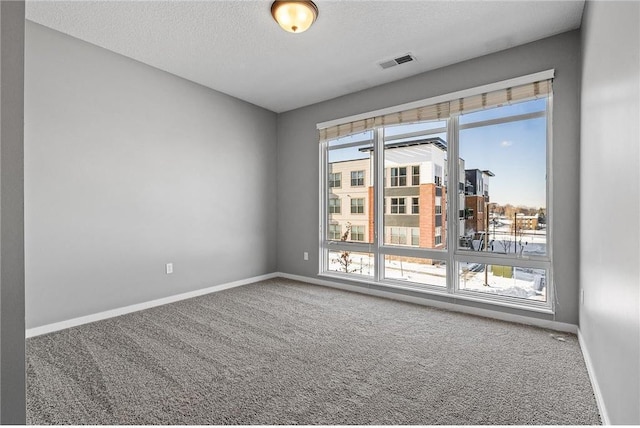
319,118,376,142
318,102,449,142
319,78,552,142
449,79,552,115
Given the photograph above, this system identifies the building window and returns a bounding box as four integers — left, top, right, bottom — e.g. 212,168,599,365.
351,198,365,214
329,172,341,188
412,197,419,214
388,227,407,245
390,167,407,186
328,224,341,240
351,225,365,241
465,208,474,219
435,227,442,246
390,197,406,214
435,205,442,215
411,228,420,246
328,198,341,214
351,170,365,187
434,164,443,187
412,165,420,185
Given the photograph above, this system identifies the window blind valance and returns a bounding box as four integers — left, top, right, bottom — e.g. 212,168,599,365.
318,78,552,142
449,79,552,115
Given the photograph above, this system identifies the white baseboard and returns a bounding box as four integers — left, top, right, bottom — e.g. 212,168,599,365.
26,270,577,338
578,329,610,425
25,272,279,338
277,272,578,334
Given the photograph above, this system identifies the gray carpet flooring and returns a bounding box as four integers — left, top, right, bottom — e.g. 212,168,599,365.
27,278,601,425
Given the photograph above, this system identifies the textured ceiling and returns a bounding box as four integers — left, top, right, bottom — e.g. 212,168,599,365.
26,1,585,113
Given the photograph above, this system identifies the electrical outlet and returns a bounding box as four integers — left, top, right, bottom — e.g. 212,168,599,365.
166,263,173,274
303,252,309,261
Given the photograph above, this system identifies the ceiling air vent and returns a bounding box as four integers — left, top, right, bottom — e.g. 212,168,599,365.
379,54,416,70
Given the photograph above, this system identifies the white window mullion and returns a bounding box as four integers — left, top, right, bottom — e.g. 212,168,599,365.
319,142,328,274
375,127,385,283
546,90,555,312
446,116,459,295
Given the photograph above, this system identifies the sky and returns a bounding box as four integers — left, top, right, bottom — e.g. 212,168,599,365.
459,99,547,208
328,98,547,209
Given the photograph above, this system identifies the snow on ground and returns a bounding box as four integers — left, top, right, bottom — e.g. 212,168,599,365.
328,250,546,302
465,225,547,256
459,263,546,301
384,258,447,287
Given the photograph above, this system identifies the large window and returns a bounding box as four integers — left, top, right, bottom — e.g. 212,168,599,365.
320,74,553,312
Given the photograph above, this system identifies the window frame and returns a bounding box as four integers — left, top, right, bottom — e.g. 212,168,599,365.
447,97,552,311
319,72,554,314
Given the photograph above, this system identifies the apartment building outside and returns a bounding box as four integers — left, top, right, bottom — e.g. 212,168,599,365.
512,214,539,231
328,137,483,251
382,139,447,248
464,169,494,236
328,158,372,243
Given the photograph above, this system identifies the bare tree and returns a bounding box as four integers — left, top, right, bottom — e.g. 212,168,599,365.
517,226,528,256
498,239,512,254
333,222,356,273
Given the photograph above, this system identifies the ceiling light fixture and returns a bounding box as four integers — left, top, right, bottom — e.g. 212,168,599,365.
271,1,318,34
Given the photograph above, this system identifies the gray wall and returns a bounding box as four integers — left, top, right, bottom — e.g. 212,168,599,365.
277,31,582,324
0,1,26,423
24,21,277,329
579,1,640,424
